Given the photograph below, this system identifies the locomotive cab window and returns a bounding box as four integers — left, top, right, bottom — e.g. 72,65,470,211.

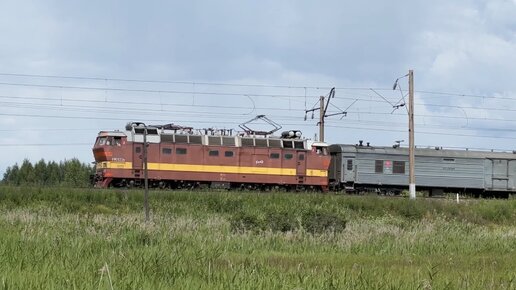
97,137,107,146
313,146,328,155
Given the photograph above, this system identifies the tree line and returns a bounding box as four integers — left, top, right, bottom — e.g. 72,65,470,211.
2,159,93,187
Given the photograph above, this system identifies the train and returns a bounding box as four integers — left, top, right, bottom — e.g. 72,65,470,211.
92,120,331,191
92,121,516,197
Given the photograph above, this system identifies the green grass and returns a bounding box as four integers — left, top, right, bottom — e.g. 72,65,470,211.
0,186,515,289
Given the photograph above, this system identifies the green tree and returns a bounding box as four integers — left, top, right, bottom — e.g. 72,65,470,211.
18,159,35,185
46,161,61,186
33,159,48,185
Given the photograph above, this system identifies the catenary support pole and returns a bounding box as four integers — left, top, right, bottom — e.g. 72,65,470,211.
408,70,416,199
143,126,149,221
319,96,325,142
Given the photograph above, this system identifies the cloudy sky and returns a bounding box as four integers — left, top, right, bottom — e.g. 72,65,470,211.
0,0,515,173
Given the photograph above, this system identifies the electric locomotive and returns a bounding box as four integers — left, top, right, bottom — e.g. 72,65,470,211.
92,120,331,191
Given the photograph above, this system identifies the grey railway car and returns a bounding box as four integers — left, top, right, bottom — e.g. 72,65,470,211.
329,143,516,197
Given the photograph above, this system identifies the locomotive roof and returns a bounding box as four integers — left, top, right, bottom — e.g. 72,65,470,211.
329,144,516,159
97,127,326,150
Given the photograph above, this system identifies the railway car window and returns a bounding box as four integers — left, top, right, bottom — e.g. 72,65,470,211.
135,147,142,153
443,158,455,163
375,160,383,173
209,150,219,157
270,153,280,159
393,161,405,174
176,148,187,155
299,154,305,160
284,153,293,160
347,160,353,170
162,148,172,155
224,151,234,157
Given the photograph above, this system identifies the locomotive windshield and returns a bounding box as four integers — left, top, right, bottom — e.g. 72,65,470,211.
96,136,122,146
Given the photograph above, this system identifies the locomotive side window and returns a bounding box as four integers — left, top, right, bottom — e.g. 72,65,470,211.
209,150,219,157
393,161,405,174
375,160,383,173
224,151,234,157
313,146,328,155
270,153,280,159
284,153,293,160
176,148,187,155
347,160,353,170
162,148,172,155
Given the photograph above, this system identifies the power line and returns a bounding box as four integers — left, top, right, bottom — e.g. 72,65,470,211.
325,125,516,141
0,81,315,99
0,72,337,90
0,143,92,147
2,72,513,101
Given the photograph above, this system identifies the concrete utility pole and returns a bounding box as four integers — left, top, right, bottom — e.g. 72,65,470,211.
143,125,150,221
408,70,416,199
319,96,325,142
305,88,343,143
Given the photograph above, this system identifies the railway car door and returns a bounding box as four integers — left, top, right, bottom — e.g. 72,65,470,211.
133,144,143,170
491,159,509,190
344,157,355,182
296,152,306,183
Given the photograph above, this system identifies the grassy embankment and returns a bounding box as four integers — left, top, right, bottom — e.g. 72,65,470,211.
0,186,515,289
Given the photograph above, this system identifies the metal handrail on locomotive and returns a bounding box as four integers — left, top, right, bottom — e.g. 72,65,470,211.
92,121,331,191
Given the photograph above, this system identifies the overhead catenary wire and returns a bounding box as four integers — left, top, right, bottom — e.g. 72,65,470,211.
1,71,514,101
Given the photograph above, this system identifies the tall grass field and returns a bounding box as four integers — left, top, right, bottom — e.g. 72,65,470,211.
0,186,515,289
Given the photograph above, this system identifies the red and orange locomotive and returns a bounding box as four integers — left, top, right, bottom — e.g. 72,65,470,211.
92,120,331,191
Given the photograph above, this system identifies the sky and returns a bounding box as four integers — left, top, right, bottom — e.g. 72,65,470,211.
0,0,515,173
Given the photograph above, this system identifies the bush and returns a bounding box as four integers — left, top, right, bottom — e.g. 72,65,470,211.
230,211,262,233
264,210,297,232
301,209,347,234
